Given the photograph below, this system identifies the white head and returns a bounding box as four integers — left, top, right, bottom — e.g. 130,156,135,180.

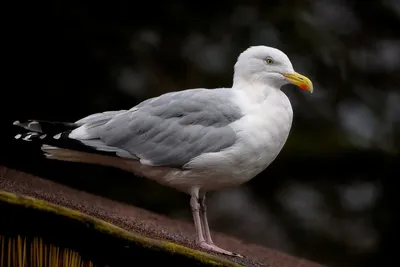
233,46,313,93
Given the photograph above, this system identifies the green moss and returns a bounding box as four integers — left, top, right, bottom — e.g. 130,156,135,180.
0,190,241,266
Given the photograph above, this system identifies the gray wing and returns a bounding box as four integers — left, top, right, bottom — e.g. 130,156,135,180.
100,88,243,168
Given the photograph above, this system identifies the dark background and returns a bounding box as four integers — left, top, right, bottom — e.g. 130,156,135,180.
2,1,399,267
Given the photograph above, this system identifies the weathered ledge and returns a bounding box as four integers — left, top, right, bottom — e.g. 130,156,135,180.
0,190,239,266
0,165,325,267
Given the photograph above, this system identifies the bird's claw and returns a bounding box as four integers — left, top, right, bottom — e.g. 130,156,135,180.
198,241,244,258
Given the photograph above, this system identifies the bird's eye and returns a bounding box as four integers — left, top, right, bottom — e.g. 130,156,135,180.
265,58,274,65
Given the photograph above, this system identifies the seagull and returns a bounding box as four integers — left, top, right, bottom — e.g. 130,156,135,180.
13,45,313,257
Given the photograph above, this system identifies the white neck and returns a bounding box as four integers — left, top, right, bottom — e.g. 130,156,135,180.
232,76,279,104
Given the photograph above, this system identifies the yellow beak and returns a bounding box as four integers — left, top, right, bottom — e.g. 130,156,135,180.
283,72,313,93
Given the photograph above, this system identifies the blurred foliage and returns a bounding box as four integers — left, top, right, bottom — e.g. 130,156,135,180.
4,1,399,267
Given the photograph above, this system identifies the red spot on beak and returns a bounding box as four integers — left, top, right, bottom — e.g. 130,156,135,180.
300,84,308,90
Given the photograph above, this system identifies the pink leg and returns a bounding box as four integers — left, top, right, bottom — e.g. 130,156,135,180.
199,195,214,244
190,193,206,244
197,194,243,258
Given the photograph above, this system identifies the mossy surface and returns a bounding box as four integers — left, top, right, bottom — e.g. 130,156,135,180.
0,190,241,267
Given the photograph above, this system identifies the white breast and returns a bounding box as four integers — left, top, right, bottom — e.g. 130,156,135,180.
230,89,293,180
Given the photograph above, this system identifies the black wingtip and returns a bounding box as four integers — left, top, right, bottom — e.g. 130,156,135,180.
12,119,78,135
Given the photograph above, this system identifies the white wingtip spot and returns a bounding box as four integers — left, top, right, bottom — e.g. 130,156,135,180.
53,133,61,139
40,134,47,139
22,134,32,141
13,120,20,125
14,134,21,139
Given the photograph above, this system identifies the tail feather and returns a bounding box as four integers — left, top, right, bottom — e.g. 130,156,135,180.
41,145,134,172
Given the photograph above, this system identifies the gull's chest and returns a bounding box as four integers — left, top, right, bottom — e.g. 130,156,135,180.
231,94,293,178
